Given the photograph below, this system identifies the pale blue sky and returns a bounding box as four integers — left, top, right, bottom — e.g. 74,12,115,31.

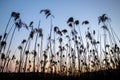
0,0,120,55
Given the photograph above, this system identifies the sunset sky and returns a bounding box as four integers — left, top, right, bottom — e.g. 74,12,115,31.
0,0,120,69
